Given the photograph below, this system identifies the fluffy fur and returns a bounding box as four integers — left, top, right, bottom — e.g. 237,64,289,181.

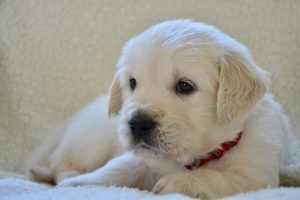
26,20,300,199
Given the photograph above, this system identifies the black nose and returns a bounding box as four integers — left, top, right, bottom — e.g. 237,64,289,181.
128,114,157,137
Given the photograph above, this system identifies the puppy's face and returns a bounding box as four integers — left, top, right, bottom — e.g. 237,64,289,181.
109,20,267,164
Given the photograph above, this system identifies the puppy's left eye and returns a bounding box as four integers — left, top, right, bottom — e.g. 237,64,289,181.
176,80,195,94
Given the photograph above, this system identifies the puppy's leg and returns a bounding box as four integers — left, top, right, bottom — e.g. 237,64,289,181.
153,168,278,199
27,96,122,185
26,122,69,184
280,133,300,186
58,152,151,190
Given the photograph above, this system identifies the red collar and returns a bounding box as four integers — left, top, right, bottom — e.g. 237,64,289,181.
185,132,242,170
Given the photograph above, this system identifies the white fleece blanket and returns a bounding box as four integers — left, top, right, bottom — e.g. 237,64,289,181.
1,178,300,200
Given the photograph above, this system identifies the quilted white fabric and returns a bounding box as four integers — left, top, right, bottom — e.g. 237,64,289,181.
0,0,299,199
1,178,300,200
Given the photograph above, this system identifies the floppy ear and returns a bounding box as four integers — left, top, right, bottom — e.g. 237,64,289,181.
217,49,268,125
108,74,122,116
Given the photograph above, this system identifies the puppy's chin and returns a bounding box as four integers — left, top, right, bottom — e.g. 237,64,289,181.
131,142,167,159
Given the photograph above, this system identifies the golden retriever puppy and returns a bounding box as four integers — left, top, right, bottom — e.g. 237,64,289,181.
27,20,300,199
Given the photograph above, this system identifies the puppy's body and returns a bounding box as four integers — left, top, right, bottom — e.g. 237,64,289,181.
27,20,300,199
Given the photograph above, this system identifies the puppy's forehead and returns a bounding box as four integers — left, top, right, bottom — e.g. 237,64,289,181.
120,20,220,86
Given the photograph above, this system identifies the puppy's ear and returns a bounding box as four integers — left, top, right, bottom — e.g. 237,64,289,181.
217,49,268,125
108,74,122,116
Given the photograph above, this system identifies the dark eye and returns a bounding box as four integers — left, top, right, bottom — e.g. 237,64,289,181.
176,80,195,94
129,78,137,91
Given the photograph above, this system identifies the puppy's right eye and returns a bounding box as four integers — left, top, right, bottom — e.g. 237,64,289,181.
129,78,137,91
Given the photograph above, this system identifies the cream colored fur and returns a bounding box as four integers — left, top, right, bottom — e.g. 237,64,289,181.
27,20,300,199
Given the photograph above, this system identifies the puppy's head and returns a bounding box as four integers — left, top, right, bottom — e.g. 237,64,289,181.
108,20,267,164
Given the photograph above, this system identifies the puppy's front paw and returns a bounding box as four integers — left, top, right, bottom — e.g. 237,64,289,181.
153,173,210,199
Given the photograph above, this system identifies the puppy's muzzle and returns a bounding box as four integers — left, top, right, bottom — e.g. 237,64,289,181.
128,113,157,141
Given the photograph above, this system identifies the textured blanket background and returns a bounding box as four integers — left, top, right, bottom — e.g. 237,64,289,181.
2,178,300,200
0,0,299,175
